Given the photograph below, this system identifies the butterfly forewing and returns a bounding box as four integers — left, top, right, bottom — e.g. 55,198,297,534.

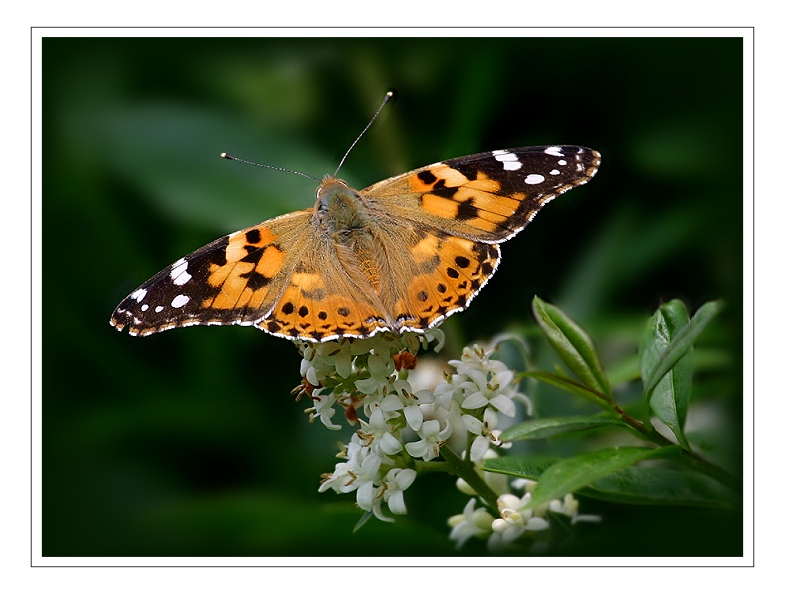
110,210,311,336
363,146,599,242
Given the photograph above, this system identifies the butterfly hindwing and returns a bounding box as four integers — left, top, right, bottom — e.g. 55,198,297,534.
391,234,500,332
255,230,394,341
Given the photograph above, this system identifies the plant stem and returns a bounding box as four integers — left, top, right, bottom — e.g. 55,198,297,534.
676,448,742,492
439,445,499,508
612,406,741,491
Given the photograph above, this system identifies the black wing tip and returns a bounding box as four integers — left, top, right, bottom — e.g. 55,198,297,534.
109,308,148,337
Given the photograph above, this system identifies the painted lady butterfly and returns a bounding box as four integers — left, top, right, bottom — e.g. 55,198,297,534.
110,100,600,342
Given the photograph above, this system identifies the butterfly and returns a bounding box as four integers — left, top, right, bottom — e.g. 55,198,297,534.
110,102,600,342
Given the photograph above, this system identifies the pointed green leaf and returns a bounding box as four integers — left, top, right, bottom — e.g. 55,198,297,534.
532,297,610,397
524,446,682,509
484,456,737,508
642,300,723,399
579,466,739,508
500,415,630,441
353,511,374,533
640,299,692,447
521,370,612,410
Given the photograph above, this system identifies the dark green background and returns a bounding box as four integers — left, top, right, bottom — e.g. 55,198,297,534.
43,36,743,557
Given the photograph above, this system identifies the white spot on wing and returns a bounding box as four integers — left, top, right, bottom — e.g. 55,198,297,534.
171,294,190,308
544,146,564,157
131,288,147,302
170,257,192,286
493,149,522,171
141,304,149,311
558,159,567,166
524,174,546,185
550,169,561,175
155,305,164,313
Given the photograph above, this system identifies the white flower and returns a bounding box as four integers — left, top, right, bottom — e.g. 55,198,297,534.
549,493,602,525
298,340,354,385
379,379,435,432
448,498,494,548
318,435,382,496
461,367,517,417
437,343,529,419
510,477,537,492
488,493,550,552
422,328,446,353
304,388,342,430
354,351,396,401
462,407,507,462
451,344,508,376
358,408,403,456
381,467,417,515
404,418,452,461
433,375,466,410
361,467,418,523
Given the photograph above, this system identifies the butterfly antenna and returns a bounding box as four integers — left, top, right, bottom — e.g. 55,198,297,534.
220,153,321,182
333,90,394,177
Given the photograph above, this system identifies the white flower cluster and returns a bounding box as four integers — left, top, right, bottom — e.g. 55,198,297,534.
448,477,602,553
295,331,599,545
435,342,532,462
297,330,447,522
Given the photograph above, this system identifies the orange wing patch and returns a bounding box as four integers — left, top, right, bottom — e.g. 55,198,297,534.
412,164,531,236
256,258,392,341
203,226,287,312
394,235,499,331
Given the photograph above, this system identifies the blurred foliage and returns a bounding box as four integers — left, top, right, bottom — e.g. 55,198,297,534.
42,36,743,557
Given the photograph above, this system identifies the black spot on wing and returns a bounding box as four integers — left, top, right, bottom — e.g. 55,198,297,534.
245,228,262,244
455,199,479,221
431,179,459,199
417,169,437,185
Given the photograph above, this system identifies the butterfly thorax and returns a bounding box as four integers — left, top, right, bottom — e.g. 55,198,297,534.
315,176,369,231
315,175,383,290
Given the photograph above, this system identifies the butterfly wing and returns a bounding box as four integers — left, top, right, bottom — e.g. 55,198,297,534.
110,208,397,341
110,210,313,336
362,145,601,242
376,227,501,333
358,146,601,330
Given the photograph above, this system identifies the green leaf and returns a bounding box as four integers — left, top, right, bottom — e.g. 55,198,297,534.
353,511,374,533
470,448,735,509
642,300,723,399
521,370,612,410
580,466,739,508
500,415,630,441
524,446,682,509
640,299,693,447
532,297,611,397
481,455,561,480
